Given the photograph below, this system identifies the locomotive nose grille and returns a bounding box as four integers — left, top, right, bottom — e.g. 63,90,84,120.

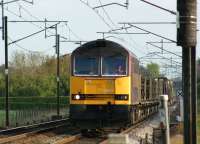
85,79,115,94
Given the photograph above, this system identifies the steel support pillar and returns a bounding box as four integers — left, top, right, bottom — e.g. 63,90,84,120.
56,34,60,116
182,47,196,144
177,0,197,143
4,16,9,127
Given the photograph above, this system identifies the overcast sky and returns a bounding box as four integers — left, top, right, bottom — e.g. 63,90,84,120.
0,0,199,78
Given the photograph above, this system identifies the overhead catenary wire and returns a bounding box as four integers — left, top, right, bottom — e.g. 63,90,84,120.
102,29,148,55
5,6,68,40
105,23,180,57
5,8,43,29
8,22,60,45
109,25,133,32
127,24,177,43
97,31,149,35
119,22,176,25
0,0,33,5
15,2,85,42
95,1,147,55
153,53,182,65
140,54,182,78
65,23,83,41
4,6,70,53
140,56,182,66
3,0,181,79
123,27,147,55
9,1,88,48
96,0,145,55
8,37,53,54
79,0,138,54
139,0,176,15
79,0,148,56
147,42,182,58
79,0,113,30
79,0,181,79
121,24,181,62
106,34,147,55
93,1,128,9
98,0,118,28
17,2,39,20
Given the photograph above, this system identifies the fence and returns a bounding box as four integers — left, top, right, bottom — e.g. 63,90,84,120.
0,96,69,128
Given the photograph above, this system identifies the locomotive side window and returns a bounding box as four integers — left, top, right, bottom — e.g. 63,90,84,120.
74,56,99,75
102,54,127,76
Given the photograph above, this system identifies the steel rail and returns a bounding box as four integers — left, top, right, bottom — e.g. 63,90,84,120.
0,118,69,136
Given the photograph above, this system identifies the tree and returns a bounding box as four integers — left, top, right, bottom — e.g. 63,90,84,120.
147,63,160,77
8,50,71,97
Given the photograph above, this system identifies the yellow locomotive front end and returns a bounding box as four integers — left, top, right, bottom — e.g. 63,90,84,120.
70,76,131,105
69,40,139,129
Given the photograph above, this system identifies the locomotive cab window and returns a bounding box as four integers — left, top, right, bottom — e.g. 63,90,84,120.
74,56,99,75
102,54,127,76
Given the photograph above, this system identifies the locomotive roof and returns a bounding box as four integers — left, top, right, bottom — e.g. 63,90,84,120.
72,39,137,59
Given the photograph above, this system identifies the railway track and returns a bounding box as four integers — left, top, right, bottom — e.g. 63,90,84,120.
0,118,72,144
99,118,151,144
54,121,146,144
55,115,156,144
0,118,69,135
54,134,82,144
0,113,158,144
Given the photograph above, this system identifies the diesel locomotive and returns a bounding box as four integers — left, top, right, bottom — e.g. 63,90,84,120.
69,39,173,130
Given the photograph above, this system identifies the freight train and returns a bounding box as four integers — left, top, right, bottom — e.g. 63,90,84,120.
69,39,174,131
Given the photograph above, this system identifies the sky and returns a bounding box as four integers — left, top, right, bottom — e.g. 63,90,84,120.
0,0,199,78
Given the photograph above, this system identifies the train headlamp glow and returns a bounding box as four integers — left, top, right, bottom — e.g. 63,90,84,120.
124,95,128,100
75,94,80,100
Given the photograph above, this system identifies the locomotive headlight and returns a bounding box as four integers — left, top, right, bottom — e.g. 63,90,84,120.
124,95,128,100
72,94,85,100
75,94,80,100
